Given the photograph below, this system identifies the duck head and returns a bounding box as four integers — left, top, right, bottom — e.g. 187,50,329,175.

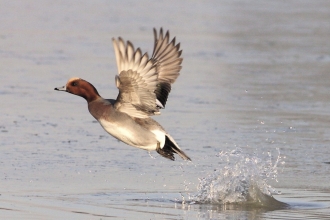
55,77,100,103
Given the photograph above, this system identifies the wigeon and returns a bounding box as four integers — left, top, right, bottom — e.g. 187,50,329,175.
55,28,191,161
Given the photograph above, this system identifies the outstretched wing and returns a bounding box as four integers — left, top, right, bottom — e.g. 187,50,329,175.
112,37,159,118
112,28,182,118
152,28,183,108
114,69,159,118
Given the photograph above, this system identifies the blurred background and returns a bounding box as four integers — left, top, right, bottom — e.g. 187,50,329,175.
1,0,330,219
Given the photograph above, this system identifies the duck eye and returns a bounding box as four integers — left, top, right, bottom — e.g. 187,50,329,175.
72,82,77,86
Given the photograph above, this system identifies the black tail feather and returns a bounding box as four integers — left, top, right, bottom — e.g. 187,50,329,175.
156,136,191,161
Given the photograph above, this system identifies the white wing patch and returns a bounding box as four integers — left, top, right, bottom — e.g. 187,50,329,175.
150,129,166,148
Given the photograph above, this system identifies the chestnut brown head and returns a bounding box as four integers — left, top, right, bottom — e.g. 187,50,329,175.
55,77,100,103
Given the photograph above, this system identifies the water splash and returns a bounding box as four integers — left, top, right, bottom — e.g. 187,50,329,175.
190,148,285,207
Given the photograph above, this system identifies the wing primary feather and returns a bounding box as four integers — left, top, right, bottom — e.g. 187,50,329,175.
127,41,134,64
112,28,183,116
112,38,121,75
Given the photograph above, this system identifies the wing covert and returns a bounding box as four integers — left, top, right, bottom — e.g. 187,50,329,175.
112,28,183,118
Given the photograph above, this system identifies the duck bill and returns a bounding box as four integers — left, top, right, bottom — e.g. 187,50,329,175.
54,86,66,91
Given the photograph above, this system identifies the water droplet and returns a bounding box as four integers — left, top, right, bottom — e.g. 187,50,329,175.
190,148,283,204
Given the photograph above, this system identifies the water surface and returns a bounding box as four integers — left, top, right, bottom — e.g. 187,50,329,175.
1,0,330,219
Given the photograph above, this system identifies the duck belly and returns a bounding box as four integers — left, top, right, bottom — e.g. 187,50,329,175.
98,118,158,150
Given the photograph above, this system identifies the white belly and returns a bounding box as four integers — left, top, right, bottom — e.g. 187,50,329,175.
98,118,160,150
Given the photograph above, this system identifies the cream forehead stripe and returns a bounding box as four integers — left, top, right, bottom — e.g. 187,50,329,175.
67,77,82,84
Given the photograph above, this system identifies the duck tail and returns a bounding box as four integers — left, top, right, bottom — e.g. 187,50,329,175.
156,135,191,161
